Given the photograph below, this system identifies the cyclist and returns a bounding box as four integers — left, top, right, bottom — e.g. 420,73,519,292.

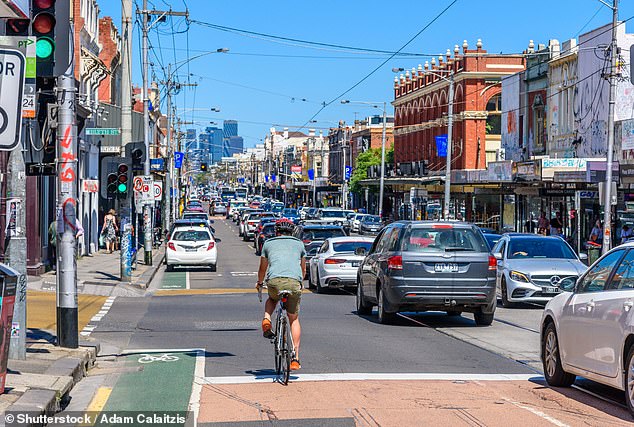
256,218,305,371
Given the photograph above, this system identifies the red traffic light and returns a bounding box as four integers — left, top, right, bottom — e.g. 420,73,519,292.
107,173,117,184
118,164,129,174
5,19,30,36
32,13,55,34
34,0,55,7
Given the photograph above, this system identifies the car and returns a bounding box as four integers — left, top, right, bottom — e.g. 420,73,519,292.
181,212,214,229
227,200,247,219
491,234,588,307
358,215,383,235
255,222,277,256
351,214,367,233
282,208,300,223
356,221,497,325
292,224,347,278
309,237,374,293
165,225,218,271
249,200,261,209
305,207,318,220
271,202,285,217
185,205,204,213
252,216,278,249
212,202,227,215
238,209,263,236
481,232,502,251
243,212,275,241
168,219,214,240
540,242,634,414
299,206,310,220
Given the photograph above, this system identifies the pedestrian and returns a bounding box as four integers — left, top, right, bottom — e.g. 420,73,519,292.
621,224,633,244
550,212,563,237
537,212,549,235
101,209,119,253
48,220,57,269
589,220,603,245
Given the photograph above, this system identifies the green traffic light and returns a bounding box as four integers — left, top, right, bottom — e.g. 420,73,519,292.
36,37,54,59
118,183,127,193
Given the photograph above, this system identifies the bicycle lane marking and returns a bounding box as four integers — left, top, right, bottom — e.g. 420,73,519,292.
161,270,187,289
99,349,204,417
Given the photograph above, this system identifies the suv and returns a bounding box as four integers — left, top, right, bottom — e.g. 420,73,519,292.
292,224,346,278
356,221,496,325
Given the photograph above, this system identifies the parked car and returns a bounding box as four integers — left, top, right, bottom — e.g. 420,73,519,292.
358,215,382,235
255,222,277,256
309,237,374,293
351,214,367,233
166,225,218,271
356,221,496,325
491,234,587,307
292,224,347,278
540,242,634,413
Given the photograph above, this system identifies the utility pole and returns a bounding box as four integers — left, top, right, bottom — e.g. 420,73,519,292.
119,0,133,282
378,102,387,218
602,0,619,254
56,11,79,348
342,129,347,210
442,72,455,220
311,138,317,207
138,1,188,265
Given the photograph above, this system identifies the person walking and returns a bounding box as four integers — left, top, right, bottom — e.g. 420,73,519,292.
589,220,603,246
101,209,119,253
621,224,633,244
537,212,549,235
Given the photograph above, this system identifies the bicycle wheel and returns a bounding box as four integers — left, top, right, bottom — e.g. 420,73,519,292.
274,314,283,375
280,316,293,385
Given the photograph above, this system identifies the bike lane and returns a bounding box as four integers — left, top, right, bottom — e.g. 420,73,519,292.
160,271,187,289
99,349,203,417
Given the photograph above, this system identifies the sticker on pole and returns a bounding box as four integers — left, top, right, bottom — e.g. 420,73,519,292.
0,49,25,150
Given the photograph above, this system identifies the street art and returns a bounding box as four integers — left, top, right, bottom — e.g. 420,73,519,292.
501,74,522,161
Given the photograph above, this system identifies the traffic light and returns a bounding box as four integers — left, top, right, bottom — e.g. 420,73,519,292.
100,157,132,199
5,18,30,36
117,163,130,196
200,163,208,171
32,0,56,77
107,172,118,195
125,142,146,172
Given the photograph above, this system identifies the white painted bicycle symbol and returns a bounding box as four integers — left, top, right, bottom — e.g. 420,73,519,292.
137,353,180,364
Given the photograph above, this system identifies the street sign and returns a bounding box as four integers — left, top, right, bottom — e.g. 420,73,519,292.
141,176,153,204
133,176,144,192
174,152,184,169
150,158,164,171
85,128,121,136
0,48,25,150
344,165,352,180
154,181,163,200
0,37,36,119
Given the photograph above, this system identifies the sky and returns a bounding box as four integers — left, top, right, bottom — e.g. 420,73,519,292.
97,0,634,148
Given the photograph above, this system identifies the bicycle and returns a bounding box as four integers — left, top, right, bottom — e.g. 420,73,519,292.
258,286,296,385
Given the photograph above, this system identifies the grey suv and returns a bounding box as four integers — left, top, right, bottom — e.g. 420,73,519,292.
356,221,496,325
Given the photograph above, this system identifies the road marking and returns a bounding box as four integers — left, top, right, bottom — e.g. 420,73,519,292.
80,296,116,337
202,373,542,385
86,386,112,413
154,288,313,296
186,271,191,290
502,398,569,427
188,349,206,423
230,271,257,277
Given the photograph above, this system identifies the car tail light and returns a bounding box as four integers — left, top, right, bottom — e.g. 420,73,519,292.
488,255,497,271
432,224,453,229
303,239,311,244
168,242,176,251
207,242,215,250
388,255,403,270
324,258,346,265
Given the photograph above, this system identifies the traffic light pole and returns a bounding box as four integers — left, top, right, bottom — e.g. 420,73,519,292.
120,0,133,281
56,57,79,349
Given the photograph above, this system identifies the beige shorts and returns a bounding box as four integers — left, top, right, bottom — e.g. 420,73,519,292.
266,277,302,314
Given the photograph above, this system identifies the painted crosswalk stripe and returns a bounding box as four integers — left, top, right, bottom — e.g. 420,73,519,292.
80,296,116,337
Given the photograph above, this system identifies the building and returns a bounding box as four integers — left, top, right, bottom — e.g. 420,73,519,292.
199,126,224,163
350,115,394,162
222,120,243,157
327,123,353,207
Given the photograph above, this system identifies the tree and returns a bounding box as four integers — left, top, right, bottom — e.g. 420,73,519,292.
349,144,395,194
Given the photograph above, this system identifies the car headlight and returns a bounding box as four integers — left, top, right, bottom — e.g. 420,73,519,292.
509,271,530,283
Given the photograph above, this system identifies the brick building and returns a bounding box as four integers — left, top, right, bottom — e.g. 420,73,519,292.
392,39,525,174
98,16,121,105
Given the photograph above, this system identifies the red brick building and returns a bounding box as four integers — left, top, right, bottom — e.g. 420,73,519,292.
393,39,525,173
98,16,121,105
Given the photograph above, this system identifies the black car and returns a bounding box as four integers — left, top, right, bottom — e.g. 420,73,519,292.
292,224,346,278
255,223,276,256
358,215,383,235
356,221,496,325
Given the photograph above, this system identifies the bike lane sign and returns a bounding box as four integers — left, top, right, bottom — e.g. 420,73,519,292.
0,49,25,151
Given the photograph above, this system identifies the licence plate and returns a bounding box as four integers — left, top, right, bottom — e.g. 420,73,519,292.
435,263,458,273
185,248,197,252
542,286,560,294
351,261,360,267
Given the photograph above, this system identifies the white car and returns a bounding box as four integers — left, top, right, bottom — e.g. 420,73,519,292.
351,214,367,233
166,226,218,271
540,241,634,413
308,236,374,293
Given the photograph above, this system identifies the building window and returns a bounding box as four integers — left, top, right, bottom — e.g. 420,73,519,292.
532,94,546,154
486,94,501,135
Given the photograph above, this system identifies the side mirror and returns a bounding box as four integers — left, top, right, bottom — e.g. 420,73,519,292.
493,252,503,260
579,253,588,261
559,277,576,292
354,247,367,256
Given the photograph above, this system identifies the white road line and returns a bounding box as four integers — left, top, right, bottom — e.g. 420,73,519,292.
186,271,191,290
202,373,542,385
189,349,206,427
503,398,569,427
80,296,117,337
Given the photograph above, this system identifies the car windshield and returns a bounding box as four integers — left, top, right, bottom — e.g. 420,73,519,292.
333,241,373,253
362,216,381,223
302,229,345,241
272,204,284,212
283,209,298,216
321,210,345,218
403,226,488,253
183,214,208,221
508,238,577,259
172,230,211,241
484,234,501,250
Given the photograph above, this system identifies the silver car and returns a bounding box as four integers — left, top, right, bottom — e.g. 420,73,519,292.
309,236,374,293
491,234,588,307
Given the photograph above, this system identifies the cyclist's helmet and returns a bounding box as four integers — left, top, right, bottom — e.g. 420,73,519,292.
275,218,295,235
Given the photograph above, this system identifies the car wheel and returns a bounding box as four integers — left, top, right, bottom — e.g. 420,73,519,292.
501,278,516,308
315,271,325,294
166,264,174,272
356,281,372,315
377,287,396,324
625,345,634,415
542,322,575,387
447,311,462,317
243,234,248,241
307,270,315,289
474,311,494,326
210,263,217,272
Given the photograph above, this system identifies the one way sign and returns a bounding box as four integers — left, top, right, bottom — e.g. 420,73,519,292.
0,48,25,151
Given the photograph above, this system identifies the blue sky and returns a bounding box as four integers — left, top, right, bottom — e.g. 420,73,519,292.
97,0,634,148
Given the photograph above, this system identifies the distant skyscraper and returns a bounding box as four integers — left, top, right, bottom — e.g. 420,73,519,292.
200,126,224,163
223,120,238,138
222,120,242,157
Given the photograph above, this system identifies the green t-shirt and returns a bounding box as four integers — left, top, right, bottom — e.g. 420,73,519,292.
261,236,306,282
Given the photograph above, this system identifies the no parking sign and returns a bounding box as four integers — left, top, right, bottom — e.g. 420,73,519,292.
154,182,163,200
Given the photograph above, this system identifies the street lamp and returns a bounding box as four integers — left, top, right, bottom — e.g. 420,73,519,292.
341,100,388,217
393,67,454,219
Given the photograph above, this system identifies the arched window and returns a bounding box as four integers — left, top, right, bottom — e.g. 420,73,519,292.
486,94,502,135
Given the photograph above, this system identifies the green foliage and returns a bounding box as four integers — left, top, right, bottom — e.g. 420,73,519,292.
349,144,395,194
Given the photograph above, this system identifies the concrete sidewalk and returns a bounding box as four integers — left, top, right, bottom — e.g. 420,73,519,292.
28,246,165,297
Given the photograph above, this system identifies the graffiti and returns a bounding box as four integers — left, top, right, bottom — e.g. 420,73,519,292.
59,126,76,183
121,224,132,278
17,275,26,303
61,197,77,232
